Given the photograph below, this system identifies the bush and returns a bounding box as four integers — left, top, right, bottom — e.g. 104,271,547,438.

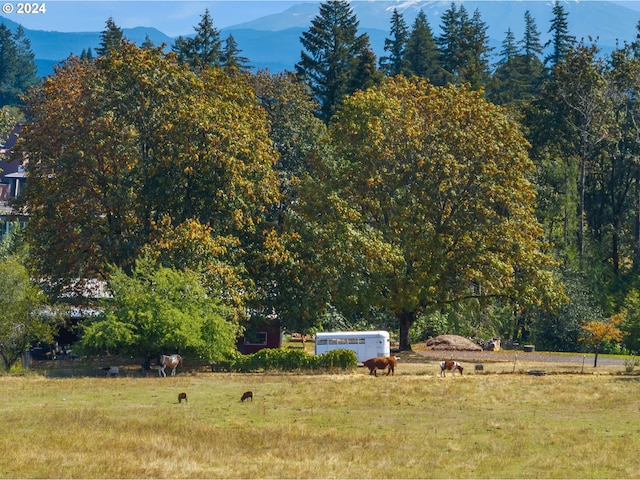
216,348,358,372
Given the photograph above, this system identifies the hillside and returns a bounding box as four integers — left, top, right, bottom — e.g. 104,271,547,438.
1,0,640,76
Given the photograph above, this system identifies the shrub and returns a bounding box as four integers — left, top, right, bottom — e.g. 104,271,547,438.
623,357,640,374
217,348,358,372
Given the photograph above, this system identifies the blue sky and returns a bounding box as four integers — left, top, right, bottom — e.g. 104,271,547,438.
3,0,640,37
0,1,310,36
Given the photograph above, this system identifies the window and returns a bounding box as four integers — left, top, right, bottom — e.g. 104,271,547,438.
244,331,267,345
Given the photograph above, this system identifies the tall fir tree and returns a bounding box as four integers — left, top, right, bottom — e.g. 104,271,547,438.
172,9,221,70
489,28,528,105
0,24,18,106
96,17,124,57
404,10,444,84
545,1,576,68
12,26,37,93
220,34,251,72
379,8,409,77
499,28,519,65
521,10,544,69
296,0,370,123
0,24,38,106
460,8,493,88
437,2,467,81
351,42,383,92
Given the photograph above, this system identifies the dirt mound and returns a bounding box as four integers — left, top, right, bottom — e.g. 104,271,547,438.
425,334,482,351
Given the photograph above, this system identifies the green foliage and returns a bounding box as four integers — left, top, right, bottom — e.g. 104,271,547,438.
18,41,280,306
404,10,443,84
297,76,562,350
296,0,376,122
95,17,123,57
379,8,409,77
78,255,238,362
218,347,358,372
621,289,640,353
172,9,221,69
527,268,602,351
544,1,576,67
411,311,449,342
0,255,56,371
0,24,39,106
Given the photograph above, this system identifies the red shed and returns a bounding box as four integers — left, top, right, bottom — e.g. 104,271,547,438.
237,319,282,354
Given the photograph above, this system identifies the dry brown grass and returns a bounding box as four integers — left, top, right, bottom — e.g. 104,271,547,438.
2,355,640,479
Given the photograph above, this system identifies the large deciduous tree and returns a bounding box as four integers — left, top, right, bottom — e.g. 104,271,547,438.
16,42,280,308
297,76,562,350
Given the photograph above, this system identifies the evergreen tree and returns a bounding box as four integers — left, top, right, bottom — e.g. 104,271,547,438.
141,35,155,49
379,8,409,77
0,24,38,106
12,26,37,95
500,28,519,65
351,41,383,92
521,10,544,69
488,28,523,104
172,9,221,70
437,2,467,81
460,8,493,88
296,0,369,123
96,17,124,57
404,10,444,84
545,1,576,68
0,24,18,106
220,34,251,72
80,48,94,60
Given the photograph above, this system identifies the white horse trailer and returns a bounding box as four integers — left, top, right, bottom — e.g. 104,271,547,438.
314,331,390,363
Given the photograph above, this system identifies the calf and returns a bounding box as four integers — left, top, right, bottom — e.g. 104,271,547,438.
363,356,398,376
241,391,253,402
440,360,463,377
178,392,188,403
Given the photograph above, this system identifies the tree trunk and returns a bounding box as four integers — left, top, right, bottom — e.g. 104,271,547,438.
396,310,416,352
634,174,640,270
578,156,586,268
593,344,599,368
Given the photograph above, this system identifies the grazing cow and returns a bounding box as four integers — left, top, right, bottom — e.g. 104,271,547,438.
178,392,188,403
241,391,253,402
363,356,398,376
440,360,463,377
157,354,183,377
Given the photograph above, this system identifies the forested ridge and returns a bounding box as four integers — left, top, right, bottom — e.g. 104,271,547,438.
2,0,640,368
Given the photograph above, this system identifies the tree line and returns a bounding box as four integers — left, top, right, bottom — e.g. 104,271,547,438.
2,0,640,368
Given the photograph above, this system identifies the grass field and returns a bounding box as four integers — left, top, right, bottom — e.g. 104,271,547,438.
2,353,640,479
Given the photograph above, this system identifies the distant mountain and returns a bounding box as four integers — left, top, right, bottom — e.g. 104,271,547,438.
0,15,174,75
2,1,640,77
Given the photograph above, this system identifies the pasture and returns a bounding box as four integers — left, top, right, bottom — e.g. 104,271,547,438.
2,356,640,479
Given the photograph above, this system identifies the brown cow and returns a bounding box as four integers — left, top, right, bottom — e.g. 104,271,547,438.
363,356,398,376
